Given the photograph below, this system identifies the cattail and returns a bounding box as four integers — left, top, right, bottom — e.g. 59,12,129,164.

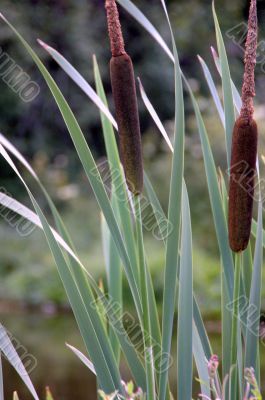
228,0,258,252
105,0,143,195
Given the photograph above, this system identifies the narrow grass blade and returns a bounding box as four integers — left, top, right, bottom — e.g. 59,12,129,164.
0,354,3,400
66,343,96,375
158,3,185,399
177,184,193,400
144,173,166,219
138,78,173,152
251,220,265,248
0,14,142,320
211,46,242,114
0,133,38,179
0,133,81,260
37,39,117,129
0,324,39,400
116,0,173,62
218,170,232,387
193,300,212,361
108,322,146,391
106,234,122,363
197,55,225,128
193,323,211,398
143,172,168,244
101,212,110,268
101,205,122,362
245,198,263,373
221,271,232,390
0,191,80,262
242,245,253,300
135,196,156,400
229,254,241,398
237,321,243,399
212,2,235,166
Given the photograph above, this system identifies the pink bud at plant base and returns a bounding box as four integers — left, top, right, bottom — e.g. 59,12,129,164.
207,354,219,378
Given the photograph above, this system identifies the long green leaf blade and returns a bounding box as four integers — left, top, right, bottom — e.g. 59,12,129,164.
101,206,122,362
117,0,173,62
211,46,242,114
66,343,96,375
37,39,117,129
0,324,39,400
177,184,193,400
212,2,235,166
158,2,185,399
245,196,263,374
0,354,3,400
197,55,225,127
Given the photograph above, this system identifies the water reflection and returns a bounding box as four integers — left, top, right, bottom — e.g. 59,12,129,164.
2,312,97,400
2,312,265,399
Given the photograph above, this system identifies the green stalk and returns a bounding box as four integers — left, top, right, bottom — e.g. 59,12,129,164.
134,195,156,400
230,253,241,398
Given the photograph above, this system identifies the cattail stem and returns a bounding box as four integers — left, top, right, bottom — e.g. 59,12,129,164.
105,0,143,195
240,0,257,122
228,0,258,252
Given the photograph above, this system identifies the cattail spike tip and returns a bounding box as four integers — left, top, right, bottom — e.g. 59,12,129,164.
105,0,126,57
240,0,257,122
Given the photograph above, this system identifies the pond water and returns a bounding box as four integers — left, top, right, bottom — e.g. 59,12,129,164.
2,312,265,399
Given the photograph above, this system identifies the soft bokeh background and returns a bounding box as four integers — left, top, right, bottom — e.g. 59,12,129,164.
1,0,265,398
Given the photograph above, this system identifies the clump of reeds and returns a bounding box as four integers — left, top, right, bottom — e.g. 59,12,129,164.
228,0,258,252
105,0,143,195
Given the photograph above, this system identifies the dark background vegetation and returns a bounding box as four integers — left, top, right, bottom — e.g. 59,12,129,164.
1,0,265,398
1,0,265,303
1,0,265,162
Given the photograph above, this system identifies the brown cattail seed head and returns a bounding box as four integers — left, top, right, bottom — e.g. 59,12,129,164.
110,54,143,194
228,117,257,252
228,0,258,252
105,0,143,195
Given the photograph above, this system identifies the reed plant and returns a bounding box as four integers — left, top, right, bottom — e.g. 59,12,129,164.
0,0,263,399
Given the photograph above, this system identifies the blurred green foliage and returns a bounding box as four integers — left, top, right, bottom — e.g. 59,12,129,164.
1,0,265,312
